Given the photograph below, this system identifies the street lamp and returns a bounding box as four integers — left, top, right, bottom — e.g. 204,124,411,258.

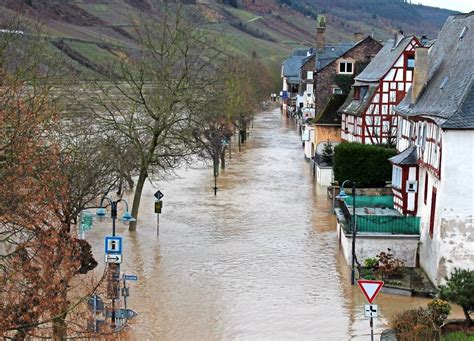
336,180,357,285
95,196,135,329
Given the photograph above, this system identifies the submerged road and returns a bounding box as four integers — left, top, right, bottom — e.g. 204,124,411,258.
87,108,429,340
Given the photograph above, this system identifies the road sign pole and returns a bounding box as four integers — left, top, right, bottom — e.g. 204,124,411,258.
370,316,374,341
157,212,160,235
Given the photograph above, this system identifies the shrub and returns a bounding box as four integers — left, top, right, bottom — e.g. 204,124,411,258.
439,268,474,326
428,299,451,328
333,142,397,188
364,257,378,270
391,307,437,340
375,249,405,279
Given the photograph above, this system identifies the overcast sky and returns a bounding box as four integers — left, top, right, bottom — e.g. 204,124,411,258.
414,0,473,13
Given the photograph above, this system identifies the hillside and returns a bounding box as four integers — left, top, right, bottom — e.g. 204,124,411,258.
0,0,459,77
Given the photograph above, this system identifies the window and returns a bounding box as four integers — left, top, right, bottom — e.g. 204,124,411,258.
392,166,402,189
405,51,415,70
424,172,428,205
338,61,354,74
307,71,313,79
429,187,437,238
354,87,361,100
333,88,343,94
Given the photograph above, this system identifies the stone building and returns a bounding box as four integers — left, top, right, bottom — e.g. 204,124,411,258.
390,13,474,286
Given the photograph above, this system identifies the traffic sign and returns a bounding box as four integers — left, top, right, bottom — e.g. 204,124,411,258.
105,254,122,264
364,304,378,318
104,236,122,255
124,274,138,281
154,190,164,200
154,200,163,213
357,280,384,304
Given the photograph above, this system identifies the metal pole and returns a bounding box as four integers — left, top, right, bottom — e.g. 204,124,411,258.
156,213,160,235
351,182,356,285
370,316,374,341
111,202,117,329
214,174,217,196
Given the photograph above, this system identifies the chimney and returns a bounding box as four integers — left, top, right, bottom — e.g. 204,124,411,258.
411,46,429,104
354,32,364,42
393,30,404,48
316,15,326,50
420,35,428,46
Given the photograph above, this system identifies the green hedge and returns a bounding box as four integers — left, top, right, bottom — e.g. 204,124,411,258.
334,142,397,188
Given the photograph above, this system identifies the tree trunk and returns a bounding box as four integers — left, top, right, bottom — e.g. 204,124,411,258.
220,147,226,170
238,130,241,153
229,137,232,159
463,306,472,326
52,284,68,340
213,155,219,178
129,168,148,231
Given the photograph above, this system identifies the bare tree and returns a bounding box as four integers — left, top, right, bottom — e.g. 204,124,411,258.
90,4,223,230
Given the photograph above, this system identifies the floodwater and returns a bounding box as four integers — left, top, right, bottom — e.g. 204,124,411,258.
86,108,432,340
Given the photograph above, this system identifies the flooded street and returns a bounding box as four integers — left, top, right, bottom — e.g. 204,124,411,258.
86,108,430,340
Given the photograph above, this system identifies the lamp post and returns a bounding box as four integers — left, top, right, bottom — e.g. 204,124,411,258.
96,197,135,329
336,180,357,285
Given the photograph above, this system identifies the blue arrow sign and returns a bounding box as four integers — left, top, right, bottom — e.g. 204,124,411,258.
124,274,138,281
105,236,123,255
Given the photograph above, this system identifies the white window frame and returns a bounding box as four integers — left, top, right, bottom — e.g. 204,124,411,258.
333,87,343,94
307,71,313,79
392,166,403,189
338,60,354,74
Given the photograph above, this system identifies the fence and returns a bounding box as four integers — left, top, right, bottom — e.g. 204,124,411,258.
344,195,394,208
354,215,420,235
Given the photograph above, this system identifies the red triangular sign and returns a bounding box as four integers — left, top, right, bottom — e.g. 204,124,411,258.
357,280,384,303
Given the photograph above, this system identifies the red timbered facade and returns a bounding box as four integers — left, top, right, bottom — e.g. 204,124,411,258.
339,34,420,144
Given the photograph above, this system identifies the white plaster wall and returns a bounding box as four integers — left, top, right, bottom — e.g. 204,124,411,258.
316,165,333,186
418,130,474,286
339,229,419,267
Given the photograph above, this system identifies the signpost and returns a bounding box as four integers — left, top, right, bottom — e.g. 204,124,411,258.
105,236,123,255
105,254,122,264
357,280,384,341
154,190,164,235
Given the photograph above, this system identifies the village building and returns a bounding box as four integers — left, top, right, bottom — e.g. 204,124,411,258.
339,32,420,144
390,12,474,286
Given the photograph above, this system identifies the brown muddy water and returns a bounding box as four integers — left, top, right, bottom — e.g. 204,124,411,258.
85,108,435,340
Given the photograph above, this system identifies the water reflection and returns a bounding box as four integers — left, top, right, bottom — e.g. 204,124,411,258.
85,109,434,340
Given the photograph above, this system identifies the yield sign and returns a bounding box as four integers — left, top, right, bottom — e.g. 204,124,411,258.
357,280,384,304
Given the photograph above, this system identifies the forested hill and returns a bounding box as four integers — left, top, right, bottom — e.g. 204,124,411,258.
0,0,458,77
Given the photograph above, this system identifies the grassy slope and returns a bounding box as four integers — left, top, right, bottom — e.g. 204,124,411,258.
0,0,457,75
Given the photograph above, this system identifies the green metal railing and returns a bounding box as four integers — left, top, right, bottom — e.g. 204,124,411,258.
351,215,420,235
344,195,394,208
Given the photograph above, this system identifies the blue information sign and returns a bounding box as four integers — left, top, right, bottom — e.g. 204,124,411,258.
104,236,123,255
124,274,138,281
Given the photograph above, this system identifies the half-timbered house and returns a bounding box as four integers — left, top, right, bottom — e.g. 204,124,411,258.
339,32,420,144
390,13,474,286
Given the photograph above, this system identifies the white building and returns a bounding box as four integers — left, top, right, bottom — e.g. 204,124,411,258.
390,13,474,286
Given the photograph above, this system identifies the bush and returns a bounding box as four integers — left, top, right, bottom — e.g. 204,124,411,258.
333,142,397,188
428,299,451,328
391,307,437,340
364,257,378,270
375,249,405,279
439,268,474,326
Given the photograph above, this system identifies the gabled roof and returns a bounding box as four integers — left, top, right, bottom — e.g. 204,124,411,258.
389,145,418,165
282,48,313,79
355,36,417,82
338,85,377,116
395,13,474,129
316,43,354,70
315,37,382,73
312,94,347,125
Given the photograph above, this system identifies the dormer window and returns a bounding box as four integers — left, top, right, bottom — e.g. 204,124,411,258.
353,86,368,100
338,60,354,74
354,87,360,100
405,52,415,70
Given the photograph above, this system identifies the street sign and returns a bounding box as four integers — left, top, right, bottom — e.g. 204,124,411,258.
282,90,288,99
154,200,163,213
365,304,378,318
124,274,138,281
154,190,164,200
104,236,122,255
357,280,384,304
105,254,122,264
111,308,138,320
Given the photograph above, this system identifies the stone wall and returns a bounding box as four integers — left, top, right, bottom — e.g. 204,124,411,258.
314,38,382,115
